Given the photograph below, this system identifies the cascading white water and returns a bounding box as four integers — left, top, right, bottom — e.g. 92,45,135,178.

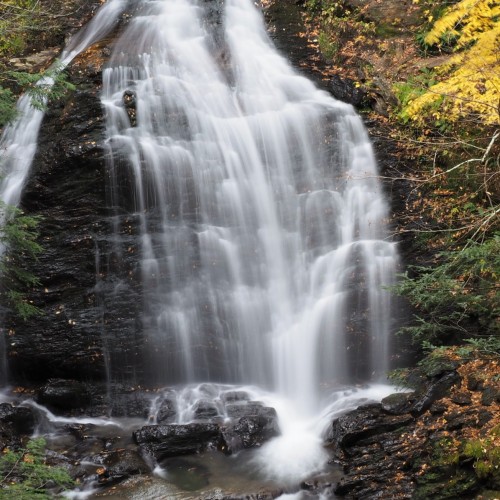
0,0,400,491
103,0,397,411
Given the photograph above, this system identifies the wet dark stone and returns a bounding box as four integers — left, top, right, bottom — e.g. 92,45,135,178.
156,398,177,424
219,404,280,455
97,449,149,486
0,403,36,434
477,409,493,429
326,403,414,449
467,374,485,391
110,391,151,418
444,409,476,431
380,392,414,415
37,378,92,411
64,423,96,440
329,74,371,108
221,391,250,403
133,423,220,460
451,392,472,406
410,371,461,416
122,90,137,127
225,402,270,419
481,386,500,406
429,401,448,415
6,55,144,384
193,400,219,420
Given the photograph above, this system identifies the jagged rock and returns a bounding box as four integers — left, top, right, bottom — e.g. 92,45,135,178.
326,403,414,449
410,371,461,416
37,378,92,411
133,423,220,460
219,404,280,455
329,74,370,108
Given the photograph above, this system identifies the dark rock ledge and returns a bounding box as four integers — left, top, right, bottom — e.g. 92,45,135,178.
327,358,500,499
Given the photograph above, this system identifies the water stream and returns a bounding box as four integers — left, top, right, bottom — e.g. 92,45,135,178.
103,0,397,398
99,0,398,488
0,0,399,495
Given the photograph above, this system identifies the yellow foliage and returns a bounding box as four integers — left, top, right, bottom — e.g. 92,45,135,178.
425,0,500,47
404,0,500,125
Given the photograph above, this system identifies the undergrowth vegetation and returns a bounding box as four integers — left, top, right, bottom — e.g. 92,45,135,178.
0,204,43,319
0,437,74,499
391,0,499,353
0,0,75,127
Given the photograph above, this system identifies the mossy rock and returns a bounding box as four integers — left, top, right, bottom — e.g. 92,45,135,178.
414,468,479,499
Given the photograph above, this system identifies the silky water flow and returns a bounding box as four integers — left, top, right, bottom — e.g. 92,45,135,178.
101,0,398,484
0,0,399,491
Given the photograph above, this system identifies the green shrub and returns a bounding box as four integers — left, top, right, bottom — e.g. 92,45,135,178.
394,233,500,346
0,438,74,499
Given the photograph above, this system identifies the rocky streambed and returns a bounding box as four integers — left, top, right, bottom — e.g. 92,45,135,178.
1,353,498,498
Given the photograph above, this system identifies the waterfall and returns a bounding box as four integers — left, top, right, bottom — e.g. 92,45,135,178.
102,0,397,412
0,0,400,490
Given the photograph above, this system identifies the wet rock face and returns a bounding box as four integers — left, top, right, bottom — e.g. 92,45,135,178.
329,75,371,108
330,359,500,499
327,403,414,450
97,449,149,486
6,44,144,385
220,404,280,454
37,378,92,411
0,403,36,435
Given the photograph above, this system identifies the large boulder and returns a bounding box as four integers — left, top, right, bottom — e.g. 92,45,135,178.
133,423,221,461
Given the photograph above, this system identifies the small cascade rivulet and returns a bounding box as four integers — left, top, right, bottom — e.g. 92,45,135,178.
0,0,400,495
